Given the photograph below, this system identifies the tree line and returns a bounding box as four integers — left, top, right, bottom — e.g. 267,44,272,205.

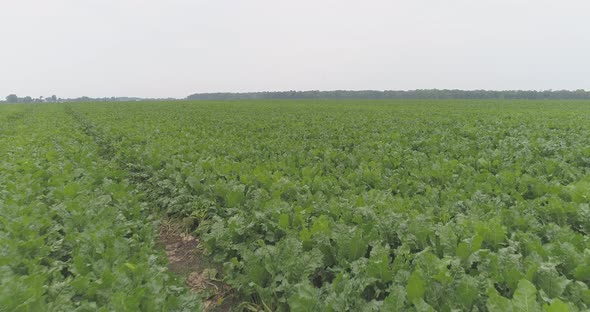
5,94,58,103
5,90,590,103
3,94,166,103
186,89,590,100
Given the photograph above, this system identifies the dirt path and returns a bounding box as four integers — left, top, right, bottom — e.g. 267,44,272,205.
158,220,239,311
65,108,240,310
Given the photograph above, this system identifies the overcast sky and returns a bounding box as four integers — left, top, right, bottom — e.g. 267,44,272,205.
1,0,589,98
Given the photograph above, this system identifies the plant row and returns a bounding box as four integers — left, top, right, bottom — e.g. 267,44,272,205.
68,100,590,311
0,105,201,311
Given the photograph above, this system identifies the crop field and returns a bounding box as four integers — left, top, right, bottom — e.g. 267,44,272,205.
2,100,590,311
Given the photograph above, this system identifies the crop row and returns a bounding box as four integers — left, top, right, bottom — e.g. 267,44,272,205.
0,105,201,311
68,100,590,311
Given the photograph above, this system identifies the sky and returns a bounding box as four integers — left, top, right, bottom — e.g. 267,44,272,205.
1,0,589,99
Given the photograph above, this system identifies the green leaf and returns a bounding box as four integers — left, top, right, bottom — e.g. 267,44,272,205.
543,299,570,312
487,287,513,312
413,298,435,312
202,268,218,280
456,275,479,308
310,215,331,235
457,234,483,262
288,282,322,311
63,182,80,198
226,189,244,207
573,264,590,281
339,229,367,262
366,245,393,282
407,270,425,303
535,263,571,298
124,262,137,272
513,279,540,312
382,285,406,312
583,288,590,305
456,242,471,262
45,150,58,161
278,213,290,230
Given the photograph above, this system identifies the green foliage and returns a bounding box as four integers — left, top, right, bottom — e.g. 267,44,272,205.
0,106,201,310
407,270,426,303
544,299,571,312
487,287,514,312
287,282,322,311
513,280,540,312
5,100,590,310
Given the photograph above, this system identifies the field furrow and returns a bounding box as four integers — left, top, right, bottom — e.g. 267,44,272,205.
0,105,201,311
65,100,590,311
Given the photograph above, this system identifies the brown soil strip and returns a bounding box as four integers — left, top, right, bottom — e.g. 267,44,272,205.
158,219,240,311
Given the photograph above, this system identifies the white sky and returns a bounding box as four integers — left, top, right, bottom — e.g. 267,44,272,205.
1,0,589,98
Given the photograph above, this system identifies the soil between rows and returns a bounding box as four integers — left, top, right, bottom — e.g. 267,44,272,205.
157,220,240,311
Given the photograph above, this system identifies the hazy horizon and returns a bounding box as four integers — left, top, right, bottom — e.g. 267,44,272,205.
2,0,589,98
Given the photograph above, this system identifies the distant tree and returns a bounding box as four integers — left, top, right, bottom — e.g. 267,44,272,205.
23,96,33,103
186,89,590,101
51,95,57,102
6,94,18,103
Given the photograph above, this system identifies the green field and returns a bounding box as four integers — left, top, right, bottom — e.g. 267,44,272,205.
2,100,590,311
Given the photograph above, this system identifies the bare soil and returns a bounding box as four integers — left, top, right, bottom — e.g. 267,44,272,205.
158,219,240,311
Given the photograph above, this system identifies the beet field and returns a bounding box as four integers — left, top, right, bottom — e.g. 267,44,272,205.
2,100,590,311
